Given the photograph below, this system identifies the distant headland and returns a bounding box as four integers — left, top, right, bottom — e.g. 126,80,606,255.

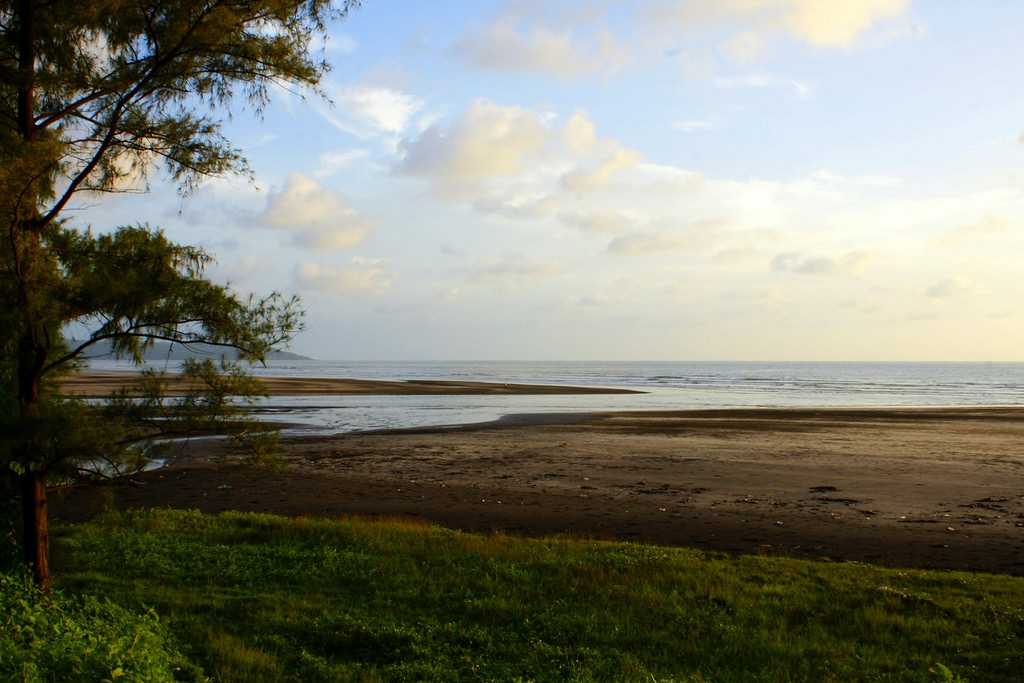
73,339,312,362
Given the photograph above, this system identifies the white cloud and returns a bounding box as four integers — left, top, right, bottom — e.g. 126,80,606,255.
261,173,369,249
808,169,903,189
559,209,639,234
208,255,271,288
337,86,423,135
452,18,629,78
247,133,278,150
607,231,700,255
935,214,1012,246
779,0,911,48
465,256,563,285
926,276,977,299
398,99,556,196
672,119,713,133
326,33,358,54
473,194,559,220
725,30,770,62
294,258,391,295
607,219,728,255
319,86,423,142
315,149,369,179
772,250,874,275
395,100,910,268
712,247,762,264
454,1,912,84
309,31,358,56
560,146,643,193
653,0,911,50
563,111,598,153
714,74,812,98
398,101,658,231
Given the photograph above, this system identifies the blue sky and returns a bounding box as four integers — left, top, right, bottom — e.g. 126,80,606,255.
78,1,1024,360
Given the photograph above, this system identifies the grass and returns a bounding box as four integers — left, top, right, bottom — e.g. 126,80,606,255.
52,508,1024,682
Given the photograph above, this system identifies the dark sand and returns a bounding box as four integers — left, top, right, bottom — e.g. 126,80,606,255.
58,371,640,397
53,407,1024,575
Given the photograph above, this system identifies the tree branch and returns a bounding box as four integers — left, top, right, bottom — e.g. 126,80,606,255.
42,328,262,376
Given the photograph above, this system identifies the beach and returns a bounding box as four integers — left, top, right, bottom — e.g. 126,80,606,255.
58,371,643,397
54,404,1024,575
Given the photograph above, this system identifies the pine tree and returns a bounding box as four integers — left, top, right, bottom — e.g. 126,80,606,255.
1,0,359,590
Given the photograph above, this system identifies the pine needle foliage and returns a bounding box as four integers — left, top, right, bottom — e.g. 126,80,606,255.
1,0,360,588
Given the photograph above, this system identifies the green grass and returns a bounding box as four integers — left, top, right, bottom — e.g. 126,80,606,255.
52,509,1024,682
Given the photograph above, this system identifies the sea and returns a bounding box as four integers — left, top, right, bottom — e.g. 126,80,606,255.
85,360,1024,435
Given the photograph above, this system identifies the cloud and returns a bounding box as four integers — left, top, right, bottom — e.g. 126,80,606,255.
771,253,834,274
294,258,391,295
608,220,728,255
559,209,638,234
325,33,358,54
397,100,974,310
465,256,563,285
310,31,358,55
247,133,278,150
725,30,770,62
714,74,812,98
777,0,912,48
936,214,1011,246
672,119,713,133
563,111,598,153
260,173,370,249
208,255,271,288
926,276,977,299
963,214,1012,236
452,18,629,78
454,1,912,84
340,86,422,134
472,194,559,220
398,100,550,193
772,250,874,275
397,100,647,211
808,169,902,189
712,247,761,264
653,0,912,50
321,86,423,140
607,231,699,255
560,146,643,192
314,149,369,179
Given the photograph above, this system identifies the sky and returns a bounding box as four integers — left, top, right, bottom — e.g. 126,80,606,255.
76,1,1024,361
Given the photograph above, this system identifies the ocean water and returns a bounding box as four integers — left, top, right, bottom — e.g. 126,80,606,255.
86,360,1024,434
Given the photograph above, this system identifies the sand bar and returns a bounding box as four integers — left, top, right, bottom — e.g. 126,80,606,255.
58,371,642,397
55,406,1024,575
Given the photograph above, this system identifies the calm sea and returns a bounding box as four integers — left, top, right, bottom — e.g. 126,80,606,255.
86,360,1024,434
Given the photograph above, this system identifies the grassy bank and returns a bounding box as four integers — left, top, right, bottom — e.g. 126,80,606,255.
52,509,1024,682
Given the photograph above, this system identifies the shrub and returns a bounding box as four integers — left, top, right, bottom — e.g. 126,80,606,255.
0,571,201,682
0,476,17,572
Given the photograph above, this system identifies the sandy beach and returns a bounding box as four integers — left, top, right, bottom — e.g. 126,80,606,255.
58,371,642,397
54,406,1024,575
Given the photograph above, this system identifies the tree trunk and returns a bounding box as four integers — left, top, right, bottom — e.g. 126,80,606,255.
20,471,50,591
13,0,50,591
17,329,50,590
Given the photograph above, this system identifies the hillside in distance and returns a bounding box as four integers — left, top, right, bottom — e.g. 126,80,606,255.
73,339,311,361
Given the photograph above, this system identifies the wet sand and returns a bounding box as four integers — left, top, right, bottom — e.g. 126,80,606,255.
59,371,641,397
53,407,1024,575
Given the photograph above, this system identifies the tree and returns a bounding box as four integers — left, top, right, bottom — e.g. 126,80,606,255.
1,0,360,590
